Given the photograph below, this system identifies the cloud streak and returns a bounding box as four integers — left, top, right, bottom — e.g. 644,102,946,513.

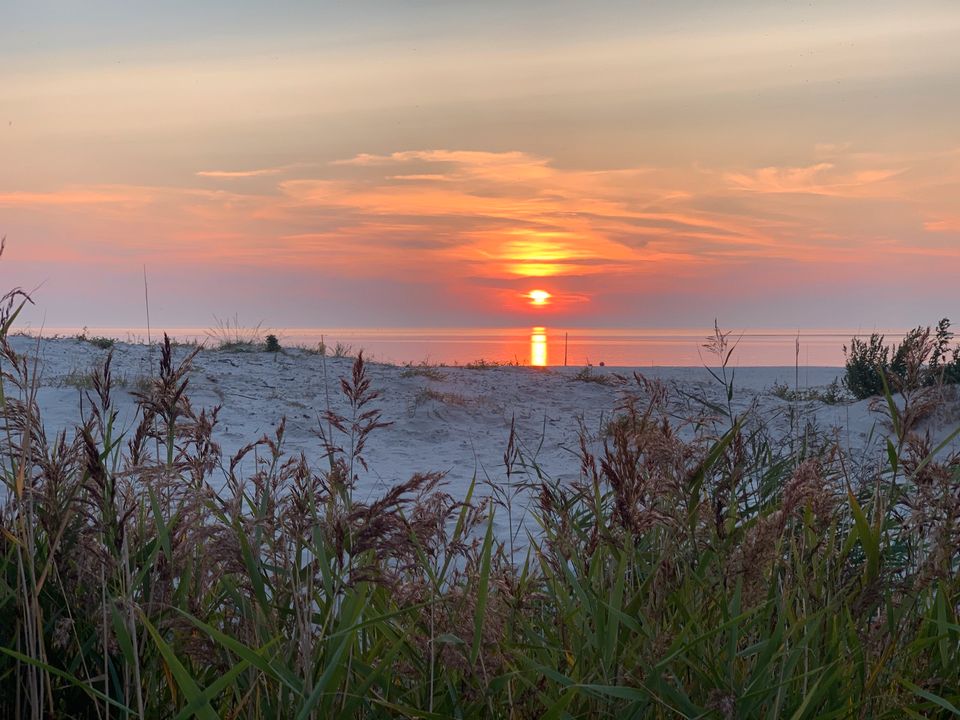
196,164,305,179
724,162,904,197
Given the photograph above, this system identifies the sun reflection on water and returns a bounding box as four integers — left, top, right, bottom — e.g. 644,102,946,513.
530,327,548,366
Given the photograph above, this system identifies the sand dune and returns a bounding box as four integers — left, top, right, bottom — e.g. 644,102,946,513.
9,336,960,538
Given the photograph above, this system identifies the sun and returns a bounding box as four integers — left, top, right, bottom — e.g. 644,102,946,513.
527,289,551,306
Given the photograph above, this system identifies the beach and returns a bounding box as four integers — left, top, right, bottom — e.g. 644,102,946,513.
12,335,960,538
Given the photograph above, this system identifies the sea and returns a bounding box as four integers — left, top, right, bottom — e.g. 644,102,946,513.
26,326,907,368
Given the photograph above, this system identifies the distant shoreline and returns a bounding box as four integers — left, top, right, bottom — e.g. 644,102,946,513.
9,326,892,367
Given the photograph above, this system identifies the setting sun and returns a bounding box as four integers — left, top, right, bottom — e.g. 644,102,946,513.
528,289,551,306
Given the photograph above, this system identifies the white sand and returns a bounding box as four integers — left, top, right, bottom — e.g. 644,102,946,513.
7,336,960,538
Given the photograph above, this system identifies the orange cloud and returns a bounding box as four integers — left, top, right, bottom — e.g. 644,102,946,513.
0,188,144,206
5,147,958,301
724,162,903,197
196,165,302,178
924,219,960,233
263,150,770,279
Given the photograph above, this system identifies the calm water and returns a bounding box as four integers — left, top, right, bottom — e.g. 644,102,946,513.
28,326,908,367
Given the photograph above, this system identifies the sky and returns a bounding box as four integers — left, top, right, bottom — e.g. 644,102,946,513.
2,0,960,331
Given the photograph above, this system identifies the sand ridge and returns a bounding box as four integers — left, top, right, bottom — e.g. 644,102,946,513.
8,336,960,536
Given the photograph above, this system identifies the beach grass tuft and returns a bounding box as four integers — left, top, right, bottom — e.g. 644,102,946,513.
74,327,116,349
400,361,448,380
206,314,267,351
572,365,628,385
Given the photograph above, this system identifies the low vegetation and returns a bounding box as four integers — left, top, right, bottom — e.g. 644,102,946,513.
462,358,520,370
1,278,959,717
770,378,848,404
206,315,268,351
74,327,116,350
314,340,354,358
400,361,448,381
572,365,628,386
410,386,471,412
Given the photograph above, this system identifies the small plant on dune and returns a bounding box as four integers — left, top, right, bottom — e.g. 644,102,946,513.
74,326,115,349
410,387,470,412
58,366,96,390
462,358,519,370
206,314,266,350
700,319,744,422
297,342,326,355
571,365,627,385
265,333,281,352
331,341,353,358
120,372,153,395
771,377,849,404
400,361,447,380
315,339,354,358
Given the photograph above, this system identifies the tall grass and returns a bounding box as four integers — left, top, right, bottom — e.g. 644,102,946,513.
1,296,958,715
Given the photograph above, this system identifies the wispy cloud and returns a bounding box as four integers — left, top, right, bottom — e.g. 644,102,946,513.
0,188,146,206
924,218,960,233
724,162,903,197
195,164,302,179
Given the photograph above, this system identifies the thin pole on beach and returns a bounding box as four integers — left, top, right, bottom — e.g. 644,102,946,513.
795,329,800,391
143,264,154,372
143,265,152,347
564,332,568,366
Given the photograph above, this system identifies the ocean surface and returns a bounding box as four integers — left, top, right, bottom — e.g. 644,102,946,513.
24,326,907,367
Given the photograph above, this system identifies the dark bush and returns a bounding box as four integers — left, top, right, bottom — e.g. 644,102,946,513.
843,333,889,399
844,318,960,399
930,318,960,384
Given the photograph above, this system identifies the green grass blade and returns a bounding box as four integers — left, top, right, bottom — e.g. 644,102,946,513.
470,508,495,667
0,645,136,714
172,608,301,693
173,659,251,720
141,614,219,720
901,679,960,716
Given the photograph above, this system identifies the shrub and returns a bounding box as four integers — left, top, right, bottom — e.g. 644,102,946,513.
844,318,960,399
930,318,960,384
946,349,960,385
843,333,889,399
265,333,281,352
